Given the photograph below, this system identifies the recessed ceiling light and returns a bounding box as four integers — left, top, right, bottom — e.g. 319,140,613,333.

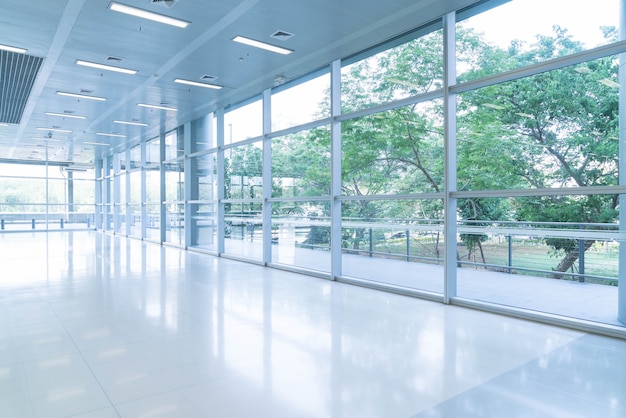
96,132,127,138
36,127,72,133
84,142,111,146
57,91,107,101
0,43,27,54
174,78,222,90
137,103,178,111
45,112,87,119
114,120,149,126
108,2,190,28
232,35,293,55
76,59,137,75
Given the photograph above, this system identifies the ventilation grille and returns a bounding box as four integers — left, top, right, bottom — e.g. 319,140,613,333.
150,0,177,8
271,30,294,41
0,50,44,124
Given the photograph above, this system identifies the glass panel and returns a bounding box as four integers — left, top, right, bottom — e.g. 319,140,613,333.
146,137,160,165
128,170,141,204
224,100,262,144
119,150,127,171
342,29,443,112
457,56,619,191
145,203,161,241
118,173,126,205
129,203,141,238
225,202,263,260
271,201,330,272
342,198,444,293
164,160,184,202
457,0,620,81
342,101,444,195
456,196,618,325
129,145,141,169
271,73,330,131
145,168,160,204
114,204,126,234
164,129,183,160
225,143,263,200
193,153,217,201
165,203,184,245
189,203,217,251
272,127,331,198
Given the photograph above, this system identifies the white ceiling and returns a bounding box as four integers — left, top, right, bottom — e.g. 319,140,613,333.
0,0,480,166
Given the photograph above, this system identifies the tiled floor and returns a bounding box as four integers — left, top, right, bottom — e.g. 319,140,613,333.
0,231,625,417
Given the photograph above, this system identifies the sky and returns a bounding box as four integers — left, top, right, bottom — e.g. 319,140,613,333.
465,0,621,49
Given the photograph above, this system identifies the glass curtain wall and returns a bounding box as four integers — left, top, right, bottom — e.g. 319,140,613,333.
95,0,626,330
0,163,95,231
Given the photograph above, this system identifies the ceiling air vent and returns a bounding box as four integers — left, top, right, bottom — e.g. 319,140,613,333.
106,56,124,63
201,74,217,81
270,30,294,41
0,50,44,124
150,0,178,8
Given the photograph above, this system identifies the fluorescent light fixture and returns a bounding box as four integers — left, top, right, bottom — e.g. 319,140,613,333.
232,35,293,55
45,112,87,119
96,132,127,138
76,59,137,75
84,142,110,146
57,91,107,101
0,43,27,54
174,78,222,90
37,127,72,133
108,2,190,28
0,123,8,126
137,103,178,111
32,137,61,141
114,120,149,126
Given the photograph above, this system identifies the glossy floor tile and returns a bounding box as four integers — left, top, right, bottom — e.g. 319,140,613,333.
0,232,625,417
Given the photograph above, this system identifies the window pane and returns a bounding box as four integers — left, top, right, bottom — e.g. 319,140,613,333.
272,127,330,198
164,129,183,160
225,203,263,260
271,201,330,272
272,73,330,131
190,203,217,251
192,153,217,201
341,198,444,293
342,101,444,195
192,113,216,152
146,137,160,165
457,0,620,81
225,144,263,200
164,161,184,202
342,29,443,112
224,100,262,144
457,57,619,190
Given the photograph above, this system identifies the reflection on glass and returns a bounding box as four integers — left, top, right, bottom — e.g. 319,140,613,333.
271,201,330,272
341,199,444,293
145,168,160,204
457,0,619,81
342,29,443,112
145,203,160,241
457,57,618,191
164,161,184,202
164,129,183,160
189,203,217,251
342,101,444,195
146,137,160,165
192,113,216,152
193,153,217,200
225,203,263,260
165,203,184,245
272,127,330,198
129,203,141,237
129,144,141,169
271,73,330,131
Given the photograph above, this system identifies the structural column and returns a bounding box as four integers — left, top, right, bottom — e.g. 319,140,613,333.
262,89,273,265
443,12,458,303
618,0,626,325
330,59,342,280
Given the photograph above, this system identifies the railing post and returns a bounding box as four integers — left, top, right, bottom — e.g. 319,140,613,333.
369,228,373,257
578,238,585,282
0,219,3,230
406,229,410,262
508,235,513,274
60,218,64,229
32,219,35,229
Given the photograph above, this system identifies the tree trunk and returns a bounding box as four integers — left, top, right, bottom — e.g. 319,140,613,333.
552,239,595,279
